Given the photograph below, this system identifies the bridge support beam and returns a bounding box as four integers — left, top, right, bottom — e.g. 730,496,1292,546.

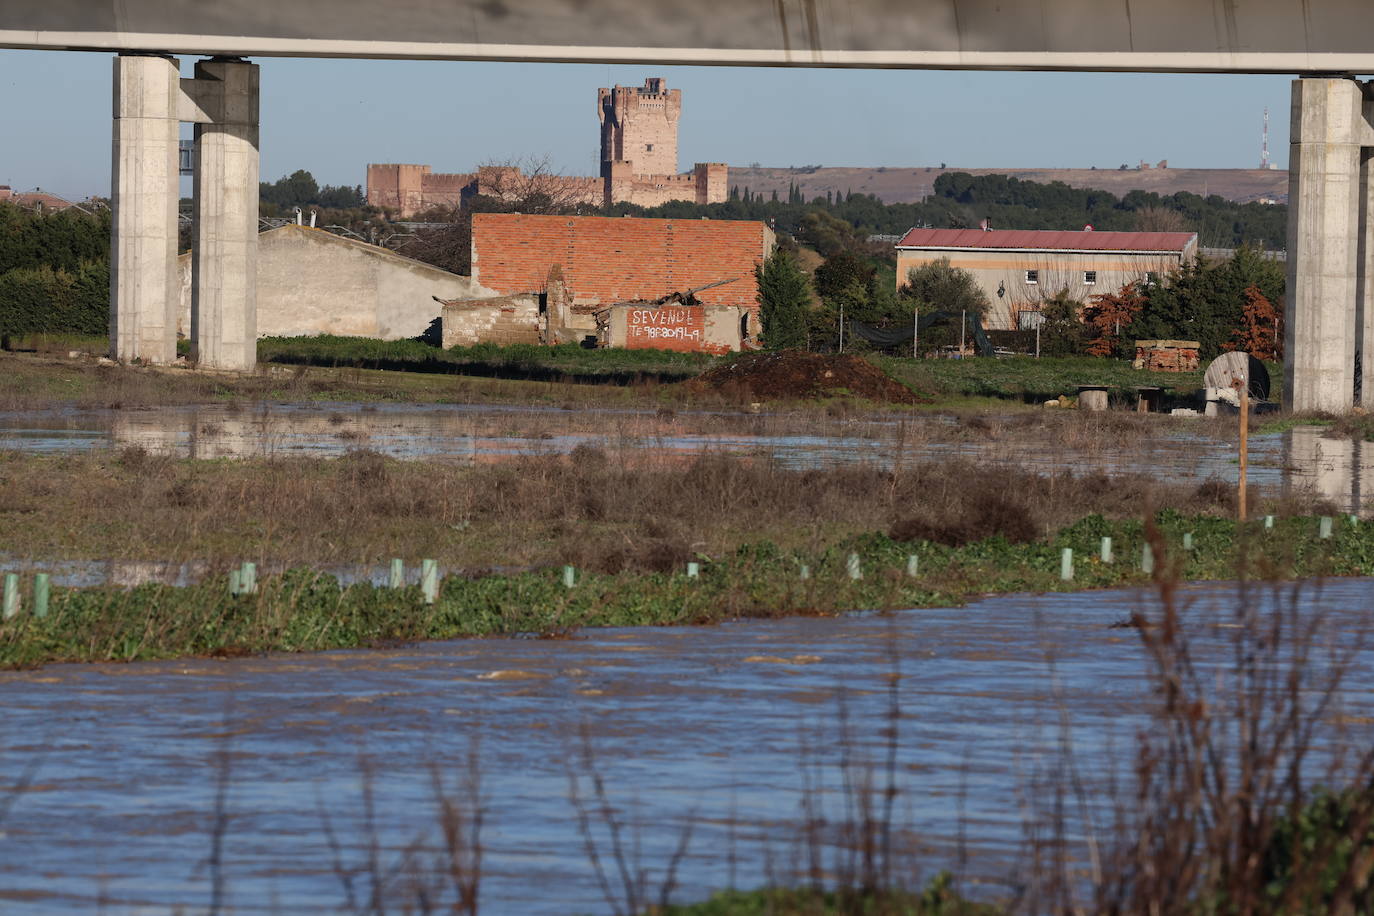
109,55,260,372
1285,77,1374,413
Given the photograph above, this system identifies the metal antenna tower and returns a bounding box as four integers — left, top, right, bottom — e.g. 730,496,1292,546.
1261,107,1270,169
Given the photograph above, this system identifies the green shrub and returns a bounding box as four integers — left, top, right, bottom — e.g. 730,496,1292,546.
0,260,109,337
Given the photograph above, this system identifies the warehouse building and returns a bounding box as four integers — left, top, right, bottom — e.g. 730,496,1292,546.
894,228,1198,330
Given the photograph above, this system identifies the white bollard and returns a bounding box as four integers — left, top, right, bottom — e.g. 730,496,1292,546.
905,554,919,577
1100,536,1113,564
846,553,862,580
1319,516,1334,539
2,573,18,619
421,559,439,604
1060,548,1073,581
1142,543,1155,575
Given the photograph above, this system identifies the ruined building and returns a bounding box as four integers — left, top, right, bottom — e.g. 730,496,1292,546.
367,78,727,216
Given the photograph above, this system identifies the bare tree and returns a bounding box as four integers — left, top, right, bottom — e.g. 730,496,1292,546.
1134,205,1190,233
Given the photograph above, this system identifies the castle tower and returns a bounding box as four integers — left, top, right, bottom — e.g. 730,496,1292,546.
598,77,681,177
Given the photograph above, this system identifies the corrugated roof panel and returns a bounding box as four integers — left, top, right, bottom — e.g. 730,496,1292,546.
895,228,1197,252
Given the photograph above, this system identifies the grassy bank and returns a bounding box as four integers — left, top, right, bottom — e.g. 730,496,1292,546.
258,336,718,385
2,340,1285,413
877,354,1204,405
0,350,687,410
1,510,1368,668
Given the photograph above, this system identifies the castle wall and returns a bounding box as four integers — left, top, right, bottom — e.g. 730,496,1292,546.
471,213,774,316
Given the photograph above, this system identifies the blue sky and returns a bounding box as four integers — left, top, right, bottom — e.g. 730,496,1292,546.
0,49,1294,200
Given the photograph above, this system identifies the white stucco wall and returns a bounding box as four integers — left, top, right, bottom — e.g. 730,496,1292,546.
177,225,498,339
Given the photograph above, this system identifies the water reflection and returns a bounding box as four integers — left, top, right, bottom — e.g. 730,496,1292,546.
4,405,1368,512
1281,425,1374,514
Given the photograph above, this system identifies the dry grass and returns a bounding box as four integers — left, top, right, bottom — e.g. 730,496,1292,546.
0,444,1314,574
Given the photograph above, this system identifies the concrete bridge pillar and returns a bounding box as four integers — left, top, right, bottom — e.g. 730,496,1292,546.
1285,77,1374,413
111,55,181,365
187,59,260,371
109,56,260,372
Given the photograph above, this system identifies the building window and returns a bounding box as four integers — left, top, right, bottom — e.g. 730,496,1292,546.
1025,270,1039,284
1084,270,1097,285
646,144,654,152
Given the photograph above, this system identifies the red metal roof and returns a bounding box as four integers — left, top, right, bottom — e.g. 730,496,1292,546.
895,227,1197,252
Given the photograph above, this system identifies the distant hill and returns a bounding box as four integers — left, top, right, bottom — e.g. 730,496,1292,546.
729,166,1288,206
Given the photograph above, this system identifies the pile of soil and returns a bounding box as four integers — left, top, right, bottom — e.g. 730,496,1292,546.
687,350,927,404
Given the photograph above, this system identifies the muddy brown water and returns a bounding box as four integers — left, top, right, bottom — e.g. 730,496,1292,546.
1,580,1371,913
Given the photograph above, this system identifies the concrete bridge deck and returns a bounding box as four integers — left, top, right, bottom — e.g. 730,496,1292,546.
3,0,1374,72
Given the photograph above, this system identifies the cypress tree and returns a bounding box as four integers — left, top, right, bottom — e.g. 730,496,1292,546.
755,249,811,350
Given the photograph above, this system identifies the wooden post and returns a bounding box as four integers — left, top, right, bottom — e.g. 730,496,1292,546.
33,573,50,619
1238,374,1249,522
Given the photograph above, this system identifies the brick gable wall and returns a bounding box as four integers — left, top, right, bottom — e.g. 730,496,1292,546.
471,214,774,311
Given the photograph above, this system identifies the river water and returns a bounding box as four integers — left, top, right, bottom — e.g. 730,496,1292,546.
1,579,1370,914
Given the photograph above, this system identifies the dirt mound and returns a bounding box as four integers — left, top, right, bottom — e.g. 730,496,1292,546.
687,350,926,404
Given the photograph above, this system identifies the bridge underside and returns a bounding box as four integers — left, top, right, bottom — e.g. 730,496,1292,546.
5,0,1374,71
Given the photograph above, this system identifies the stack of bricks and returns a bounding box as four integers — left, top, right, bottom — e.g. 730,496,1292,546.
1133,339,1201,372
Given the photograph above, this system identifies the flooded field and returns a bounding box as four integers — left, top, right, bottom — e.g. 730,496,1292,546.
0,402,1354,507
0,578,1369,914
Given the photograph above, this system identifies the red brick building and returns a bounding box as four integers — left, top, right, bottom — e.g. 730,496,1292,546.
470,213,775,312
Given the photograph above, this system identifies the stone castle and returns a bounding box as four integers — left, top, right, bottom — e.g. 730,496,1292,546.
367,78,727,217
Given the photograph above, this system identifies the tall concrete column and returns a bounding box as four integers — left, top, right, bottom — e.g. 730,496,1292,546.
189,59,259,371
110,54,181,364
1285,78,1365,413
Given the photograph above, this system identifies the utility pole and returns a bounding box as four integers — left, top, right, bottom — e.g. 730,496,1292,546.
959,309,966,356
913,305,919,359
838,300,845,353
